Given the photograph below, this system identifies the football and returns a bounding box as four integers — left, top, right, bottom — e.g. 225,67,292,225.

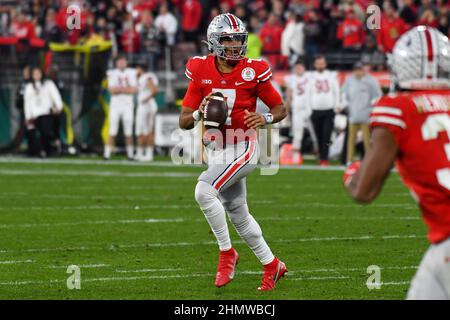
203,92,228,129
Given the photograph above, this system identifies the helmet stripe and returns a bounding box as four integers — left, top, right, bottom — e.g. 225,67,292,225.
424,28,434,62
423,27,438,79
227,14,238,30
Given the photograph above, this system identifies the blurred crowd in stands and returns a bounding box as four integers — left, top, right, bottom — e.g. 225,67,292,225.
0,0,449,71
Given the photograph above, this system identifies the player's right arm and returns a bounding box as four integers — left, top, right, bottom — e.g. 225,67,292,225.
179,92,213,130
344,97,405,203
179,58,213,130
345,127,398,203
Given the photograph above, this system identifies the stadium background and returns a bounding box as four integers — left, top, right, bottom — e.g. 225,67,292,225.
0,0,447,300
0,0,448,156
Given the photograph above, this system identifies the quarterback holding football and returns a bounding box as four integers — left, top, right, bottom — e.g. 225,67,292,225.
179,13,288,291
344,26,450,299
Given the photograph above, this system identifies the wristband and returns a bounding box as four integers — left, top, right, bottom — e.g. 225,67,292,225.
263,113,274,124
192,110,201,121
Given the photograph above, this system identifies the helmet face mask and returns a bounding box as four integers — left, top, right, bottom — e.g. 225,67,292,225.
206,14,248,61
390,26,450,90
216,34,248,60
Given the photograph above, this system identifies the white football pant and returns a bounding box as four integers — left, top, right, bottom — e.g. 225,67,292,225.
407,237,450,299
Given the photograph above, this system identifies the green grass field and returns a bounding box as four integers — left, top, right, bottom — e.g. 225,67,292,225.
0,158,427,299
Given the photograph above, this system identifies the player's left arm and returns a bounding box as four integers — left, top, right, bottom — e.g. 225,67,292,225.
244,105,286,129
344,127,398,203
245,80,287,129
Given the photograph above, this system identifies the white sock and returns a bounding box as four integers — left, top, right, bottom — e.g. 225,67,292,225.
136,147,144,158
227,204,274,265
104,145,111,159
195,181,231,251
126,145,134,159
146,147,154,160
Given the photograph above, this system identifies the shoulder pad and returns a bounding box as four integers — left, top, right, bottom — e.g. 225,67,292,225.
247,59,272,82
374,94,400,107
185,56,208,82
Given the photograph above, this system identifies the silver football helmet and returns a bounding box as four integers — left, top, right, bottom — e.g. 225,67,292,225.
206,13,248,60
390,26,450,90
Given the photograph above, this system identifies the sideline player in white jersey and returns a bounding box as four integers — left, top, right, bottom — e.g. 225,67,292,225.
104,56,138,160
307,55,340,166
135,63,159,161
284,59,315,164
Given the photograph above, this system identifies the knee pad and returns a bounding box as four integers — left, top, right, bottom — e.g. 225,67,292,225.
194,180,218,209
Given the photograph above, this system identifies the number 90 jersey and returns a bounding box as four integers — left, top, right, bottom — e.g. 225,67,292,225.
370,91,450,243
182,55,283,142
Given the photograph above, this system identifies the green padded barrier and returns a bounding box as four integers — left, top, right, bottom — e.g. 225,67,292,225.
0,88,11,146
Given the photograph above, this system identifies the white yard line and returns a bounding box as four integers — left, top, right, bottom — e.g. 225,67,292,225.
0,194,275,204
0,259,34,265
0,234,425,254
0,156,403,173
381,281,411,286
115,268,183,273
47,264,110,269
0,157,204,168
39,265,418,274
0,157,346,171
0,169,196,178
0,272,412,287
0,202,418,212
0,218,186,229
0,215,421,229
287,276,351,281
0,204,197,211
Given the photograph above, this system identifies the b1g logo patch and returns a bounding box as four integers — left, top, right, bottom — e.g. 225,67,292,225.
241,67,255,81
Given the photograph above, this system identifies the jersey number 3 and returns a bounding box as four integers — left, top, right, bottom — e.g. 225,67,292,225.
421,114,450,191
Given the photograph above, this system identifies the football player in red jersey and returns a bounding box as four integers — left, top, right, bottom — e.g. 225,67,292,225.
179,13,288,291
344,26,450,299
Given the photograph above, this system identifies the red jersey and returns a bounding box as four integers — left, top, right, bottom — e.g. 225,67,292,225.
376,16,407,53
259,23,283,54
181,0,202,31
337,18,365,48
370,91,450,243
182,55,283,143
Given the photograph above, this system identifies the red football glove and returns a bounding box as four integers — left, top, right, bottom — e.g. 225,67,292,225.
343,161,361,187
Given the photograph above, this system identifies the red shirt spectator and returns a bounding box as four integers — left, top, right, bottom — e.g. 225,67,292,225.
337,10,365,48
120,29,140,53
10,12,37,51
181,0,202,32
131,0,159,20
259,14,284,54
10,13,36,40
259,14,284,69
377,15,407,53
133,0,158,12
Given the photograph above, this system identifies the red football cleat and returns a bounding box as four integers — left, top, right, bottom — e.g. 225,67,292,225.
258,257,287,291
215,247,239,287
